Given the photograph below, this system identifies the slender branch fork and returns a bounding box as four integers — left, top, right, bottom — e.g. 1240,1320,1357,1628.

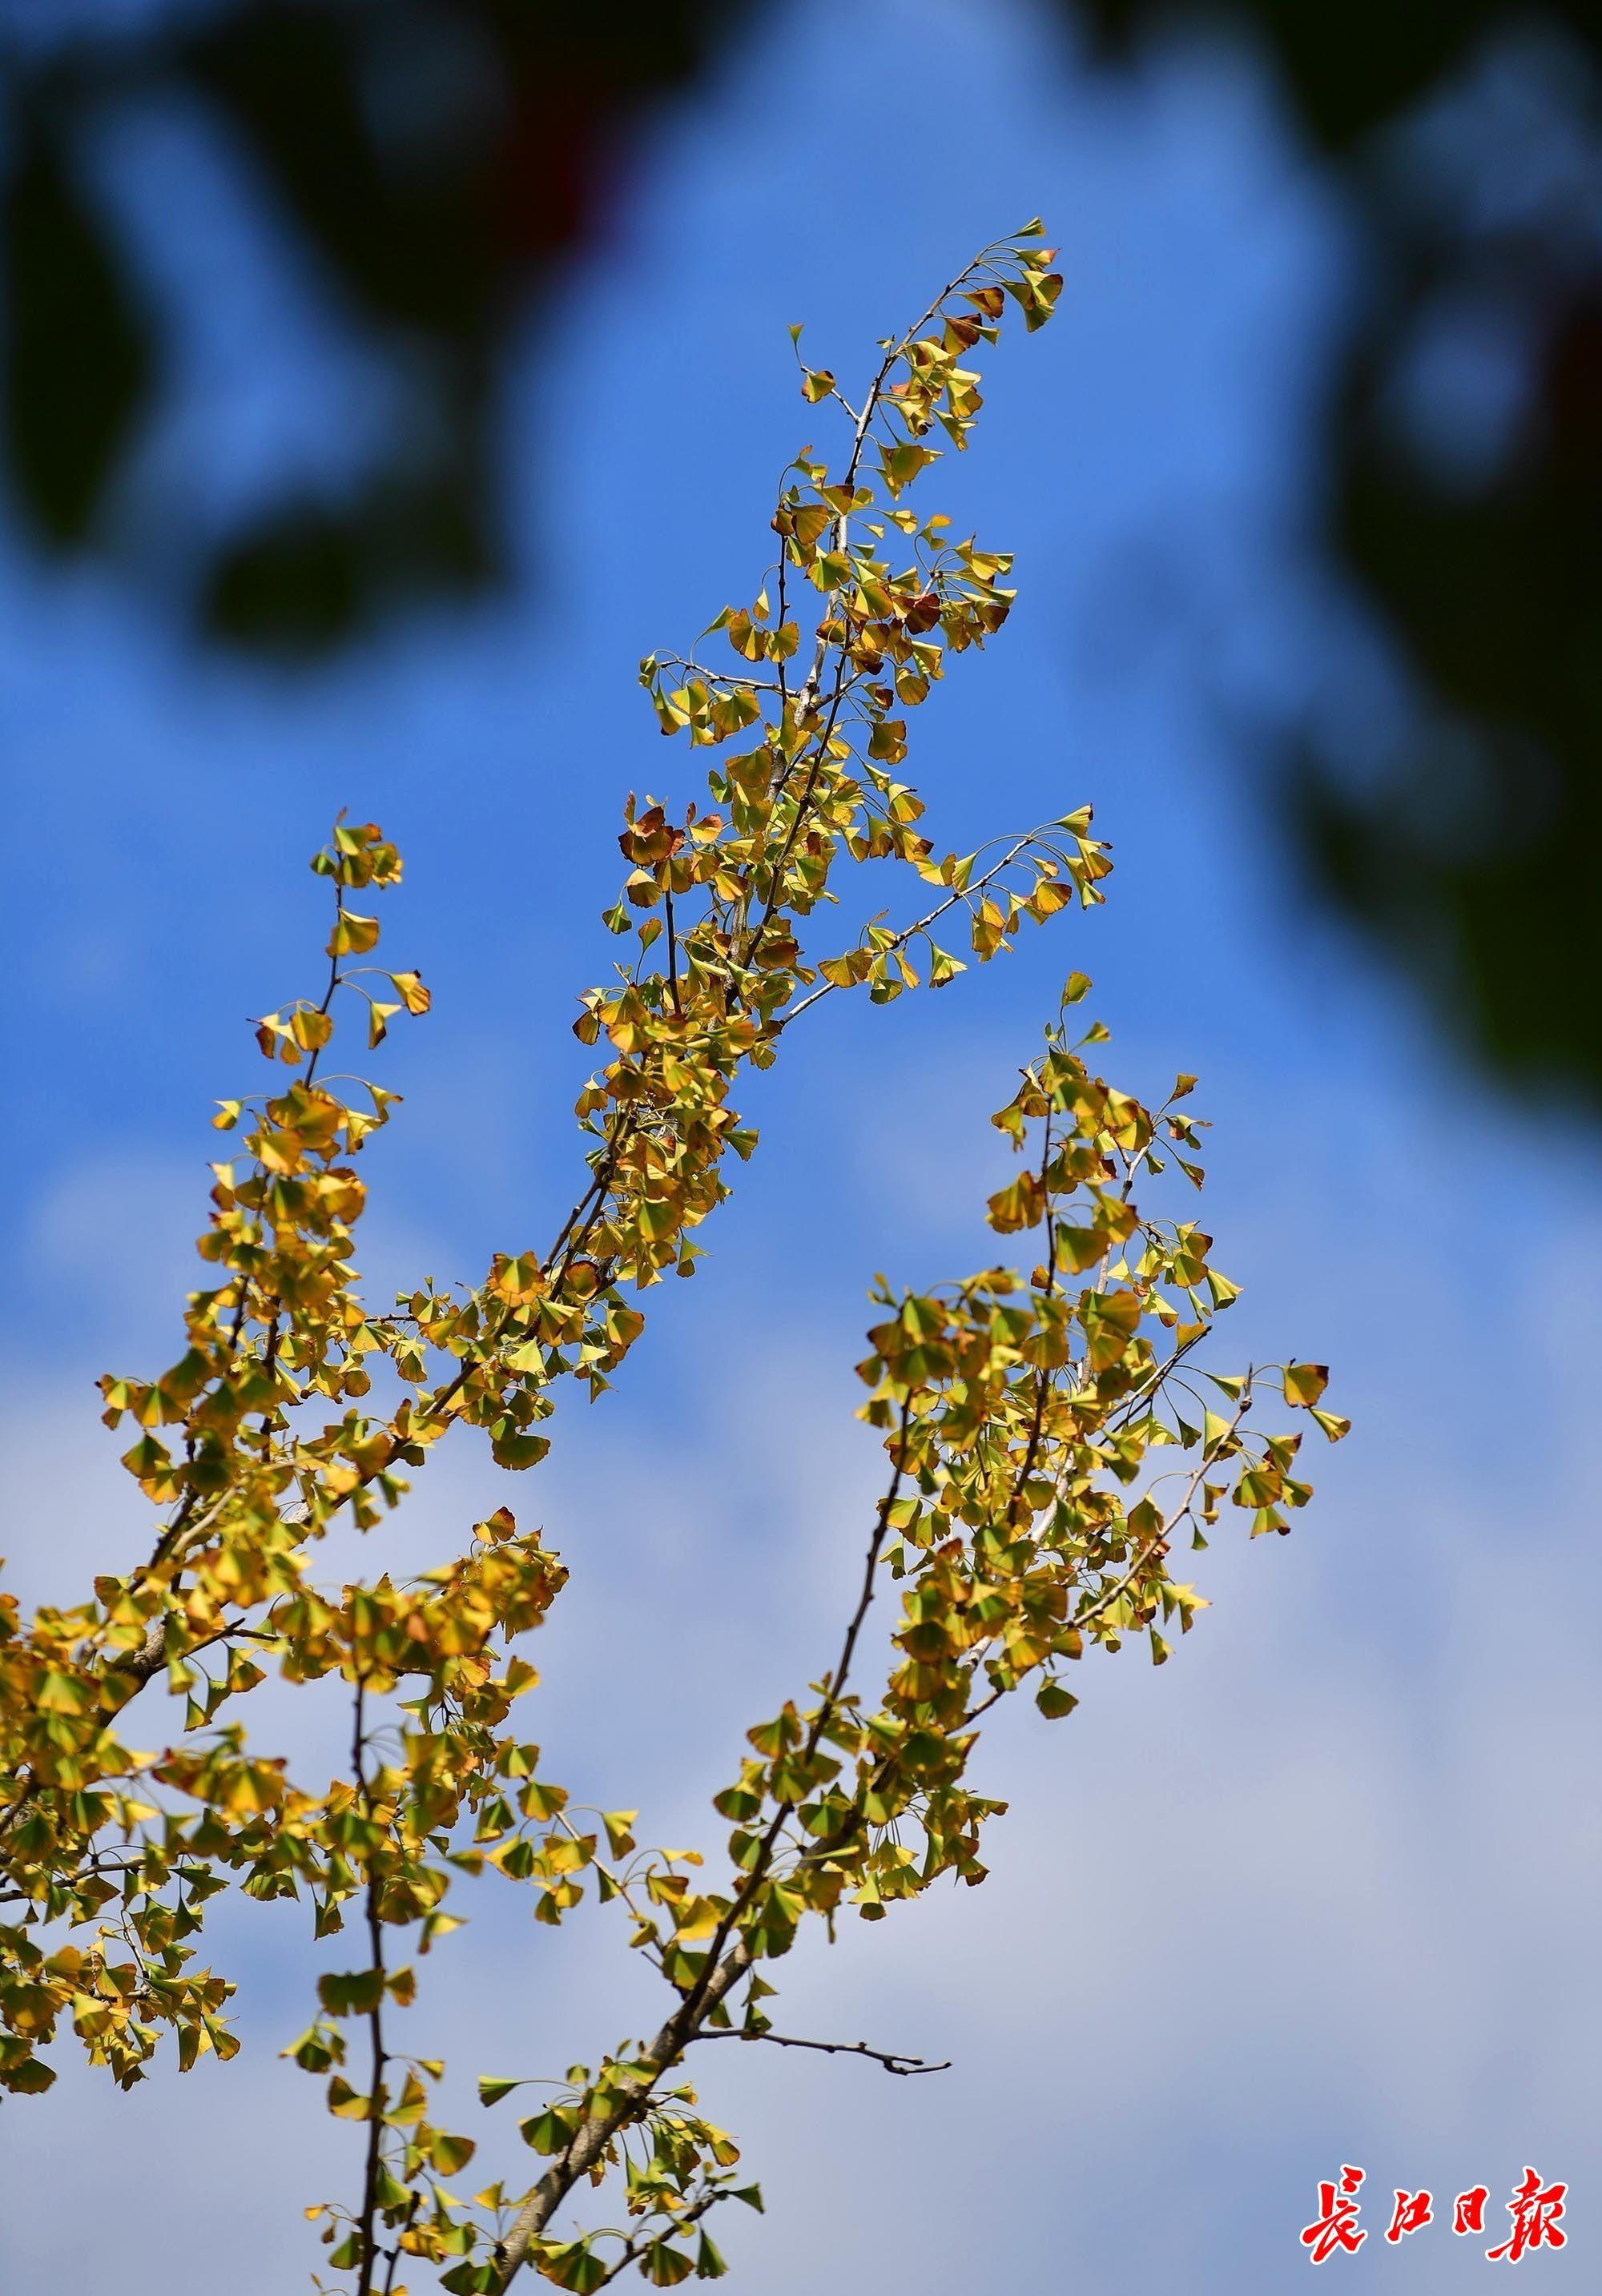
666,1393,916,2046
691,2030,950,2077
489,1400,916,2286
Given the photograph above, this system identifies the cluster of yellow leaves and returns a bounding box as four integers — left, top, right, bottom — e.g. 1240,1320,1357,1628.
690,1010,1343,1958
0,223,1343,2296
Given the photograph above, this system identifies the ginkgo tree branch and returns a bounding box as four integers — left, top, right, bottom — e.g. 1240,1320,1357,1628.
0,223,1348,2296
352,1676,390,2296
489,1941,759,2286
70,239,1080,1739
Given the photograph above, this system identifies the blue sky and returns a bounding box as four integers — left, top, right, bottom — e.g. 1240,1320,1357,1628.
3,2,1598,2290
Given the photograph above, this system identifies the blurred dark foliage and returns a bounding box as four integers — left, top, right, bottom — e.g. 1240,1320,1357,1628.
0,0,761,649
1078,0,1602,1102
2,1,1600,1098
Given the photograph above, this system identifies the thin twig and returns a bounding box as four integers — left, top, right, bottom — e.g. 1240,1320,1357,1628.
352,1678,388,2296
692,2029,949,2077
592,2191,721,2287
380,2195,421,2295
1009,1098,1059,1508
663,885,684,1021
964,1392,1250,1727
776,834,1036,1033
488,1405,916,2289
666,1395,913,2045
745,247,1006,963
